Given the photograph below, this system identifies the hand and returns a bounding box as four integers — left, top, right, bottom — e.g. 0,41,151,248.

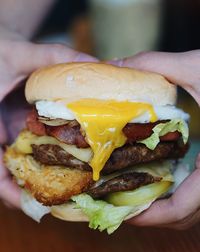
0,33,97,208
128,155,200,230
109,50,200,106
109,50,200,229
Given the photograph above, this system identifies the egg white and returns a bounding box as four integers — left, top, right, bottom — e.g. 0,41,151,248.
36,100,190,123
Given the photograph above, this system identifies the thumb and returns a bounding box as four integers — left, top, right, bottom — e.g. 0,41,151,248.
0,41,98,102
19,43,98,75
108,50,200,105
128,153,200,227
108,51,183,81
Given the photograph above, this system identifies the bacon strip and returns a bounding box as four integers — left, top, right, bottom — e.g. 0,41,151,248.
26,109,46,136
46,123,89,148
26,109,181,148
123,123,181,143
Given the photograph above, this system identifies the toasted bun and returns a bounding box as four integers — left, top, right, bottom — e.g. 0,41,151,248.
50,201,152,222
25,62,176,106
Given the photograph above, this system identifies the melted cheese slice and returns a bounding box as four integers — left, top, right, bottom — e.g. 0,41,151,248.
68,99,157,181
13,130,92,163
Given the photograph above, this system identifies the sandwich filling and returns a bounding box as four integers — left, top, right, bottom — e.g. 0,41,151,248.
4,98,189,233
26,99,189,180
67,99,157,180
3,62,191,233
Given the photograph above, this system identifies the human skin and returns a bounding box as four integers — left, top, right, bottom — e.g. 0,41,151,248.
0,0,97,208
109,50,200,230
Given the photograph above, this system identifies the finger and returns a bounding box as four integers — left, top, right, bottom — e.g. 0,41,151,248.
0,178,21,208
0,108,7,144
158,208,200,230
108,51,186,80
19,43,98,75
0,149,21,208
1,42,98,102
129,154,200,226
109,51,185,84
2,199,16,209
108,50,200,105
109,52,191,80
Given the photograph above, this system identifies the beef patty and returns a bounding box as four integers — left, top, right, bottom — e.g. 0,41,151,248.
86,172,162,198
31,142,188,174
4,147,164,204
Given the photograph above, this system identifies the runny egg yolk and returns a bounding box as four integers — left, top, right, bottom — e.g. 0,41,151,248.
67,99,157,181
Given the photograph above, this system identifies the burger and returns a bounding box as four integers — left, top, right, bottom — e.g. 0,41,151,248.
4,62,189,234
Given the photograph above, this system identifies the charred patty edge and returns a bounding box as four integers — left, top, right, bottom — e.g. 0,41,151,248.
31,142,188,174
86,172,162,198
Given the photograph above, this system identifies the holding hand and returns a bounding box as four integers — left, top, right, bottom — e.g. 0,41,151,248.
0,34,97,208
110,50,200,229
110,50,200,106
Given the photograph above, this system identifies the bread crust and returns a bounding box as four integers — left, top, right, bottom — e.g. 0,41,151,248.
25,62,177,106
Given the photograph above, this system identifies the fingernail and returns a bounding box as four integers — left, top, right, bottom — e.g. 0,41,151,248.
74,52,98,62
107,59,123,67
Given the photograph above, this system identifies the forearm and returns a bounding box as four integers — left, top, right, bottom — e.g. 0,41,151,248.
0,0,56,39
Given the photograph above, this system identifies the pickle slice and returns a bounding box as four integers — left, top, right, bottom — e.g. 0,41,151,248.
106,181,172,206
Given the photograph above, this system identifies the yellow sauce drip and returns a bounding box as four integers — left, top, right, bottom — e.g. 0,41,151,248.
68,99,157,181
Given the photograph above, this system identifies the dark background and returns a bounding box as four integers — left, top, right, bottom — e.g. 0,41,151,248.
36,0,200,52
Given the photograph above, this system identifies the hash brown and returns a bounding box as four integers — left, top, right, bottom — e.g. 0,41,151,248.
4,147,92,206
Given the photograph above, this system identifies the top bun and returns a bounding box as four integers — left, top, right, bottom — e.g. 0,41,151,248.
25,62,176,106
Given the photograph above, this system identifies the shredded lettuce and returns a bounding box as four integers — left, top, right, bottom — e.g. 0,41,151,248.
72,194,133,234
138,119,189,150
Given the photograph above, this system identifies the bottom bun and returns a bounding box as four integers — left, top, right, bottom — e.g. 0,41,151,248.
20,160,191,227
51,203,89,222
21,188,152,224
50,201,152,222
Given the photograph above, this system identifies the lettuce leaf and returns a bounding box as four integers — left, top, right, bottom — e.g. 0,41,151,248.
72,194,133,234
138,119,189,150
